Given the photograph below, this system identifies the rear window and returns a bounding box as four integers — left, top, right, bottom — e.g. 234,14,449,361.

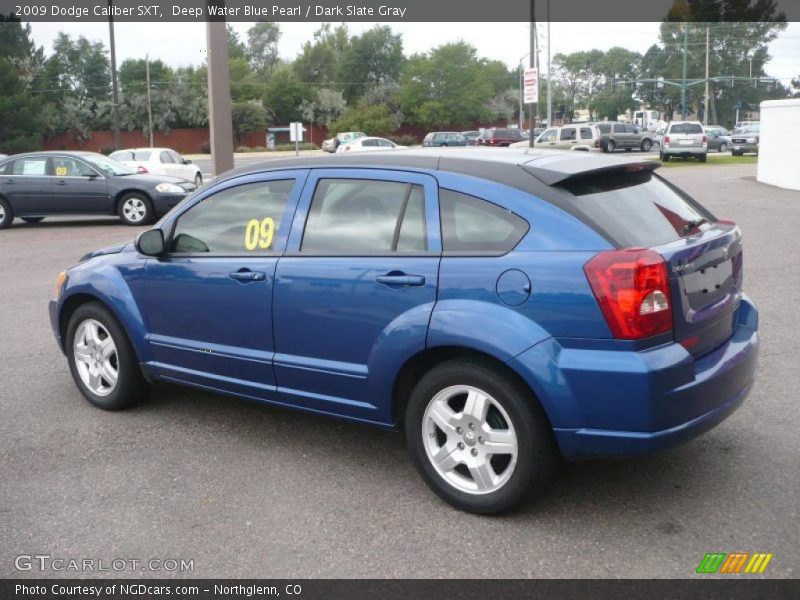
669,123,703,134
558,169,715,247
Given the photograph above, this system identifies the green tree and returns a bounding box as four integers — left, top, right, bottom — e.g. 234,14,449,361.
300,87,347,127
0,18,44,151
399,42,493,128
329,103,402,137
262,65,312,123
232,101,267,145
292,24,350,88
118,58,172,96
227,25,246,60
339,25,404,103
247,22,281,77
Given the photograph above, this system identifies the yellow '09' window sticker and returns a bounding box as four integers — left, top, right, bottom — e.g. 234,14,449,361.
244,217,275,251
55,166,68,176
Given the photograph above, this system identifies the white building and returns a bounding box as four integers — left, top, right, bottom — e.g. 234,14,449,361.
757,99,800,191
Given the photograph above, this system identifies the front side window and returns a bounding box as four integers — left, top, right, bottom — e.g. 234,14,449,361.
302,179,426,254
171,180,294,254
597,124,611,134
539,129,557,142
440,190,529,253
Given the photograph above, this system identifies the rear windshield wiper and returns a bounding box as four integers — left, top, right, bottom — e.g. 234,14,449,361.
683,218,708,232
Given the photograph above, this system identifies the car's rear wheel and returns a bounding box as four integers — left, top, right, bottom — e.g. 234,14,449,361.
66,303,149,410
0,197,13,229
194,173,202,187
405,359,555,514
661,152,671,162
606,139,616,153
21,216,44,224
641,139,652,152
698,153,707,162
118,193,153,226
718,142,727,153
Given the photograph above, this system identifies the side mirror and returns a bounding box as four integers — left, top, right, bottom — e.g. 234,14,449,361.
136,229,165,256
184,158,192,164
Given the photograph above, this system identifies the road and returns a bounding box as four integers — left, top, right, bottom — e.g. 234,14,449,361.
1,163,797,578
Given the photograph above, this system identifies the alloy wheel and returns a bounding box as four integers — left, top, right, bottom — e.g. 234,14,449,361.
122,197,147,223
422,385,518,495
73,319,119,397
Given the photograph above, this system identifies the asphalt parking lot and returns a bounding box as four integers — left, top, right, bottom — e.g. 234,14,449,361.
1,162,798,579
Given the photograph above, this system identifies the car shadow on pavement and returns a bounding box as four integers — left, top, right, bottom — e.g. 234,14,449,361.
11,218,125,229
141,383,740,519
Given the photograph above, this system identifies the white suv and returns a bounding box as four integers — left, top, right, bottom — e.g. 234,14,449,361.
660,121,707,162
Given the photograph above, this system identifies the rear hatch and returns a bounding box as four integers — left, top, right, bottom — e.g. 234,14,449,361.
549,163,742,356
668,122,704,148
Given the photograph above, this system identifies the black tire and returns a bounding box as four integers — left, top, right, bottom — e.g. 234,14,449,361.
22,216,44,224
732,150,742,157
194,173,202,187
698,153,707,163
718,142,727,153
606,139,616,153
641,139,652,152
404,358,556,514
0,197,13,229
117,192,154,226
66,302,149,411
624,147,632,152
661,152,671,162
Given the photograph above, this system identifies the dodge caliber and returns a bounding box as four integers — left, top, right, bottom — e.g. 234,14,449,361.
49,149,759,513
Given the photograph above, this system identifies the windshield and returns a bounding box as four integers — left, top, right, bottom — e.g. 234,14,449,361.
83,154,137,176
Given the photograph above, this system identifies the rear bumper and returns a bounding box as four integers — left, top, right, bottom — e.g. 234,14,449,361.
663,145,706,156
731,142,758,153
511,295,759,459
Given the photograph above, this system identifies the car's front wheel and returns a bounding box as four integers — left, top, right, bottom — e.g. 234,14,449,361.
405,359,555,514
118,193,154,226
66,302,148,410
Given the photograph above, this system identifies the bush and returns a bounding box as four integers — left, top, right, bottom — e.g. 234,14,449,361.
235,146,252,153
387,134,419,146
251,146,267,152
199,140,210,154
274,143,319,151
99,145,116,155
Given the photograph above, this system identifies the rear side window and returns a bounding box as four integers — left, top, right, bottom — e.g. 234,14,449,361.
560,128,576,141
134,150,152,161
8,157,48,176
440,190,529,253
558,169,714,247
171,180,294,254
302,179,426,253
580,127,593,140
669,123,703,134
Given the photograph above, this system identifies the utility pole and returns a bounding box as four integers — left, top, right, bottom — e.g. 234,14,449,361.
546,0,552,127
529,0,536,148
703,26,709,126
107,0,120,149
206,18,234,176
681,23,688,120
145,54,154,148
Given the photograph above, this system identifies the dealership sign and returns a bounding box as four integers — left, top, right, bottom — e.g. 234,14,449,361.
523,68,538,104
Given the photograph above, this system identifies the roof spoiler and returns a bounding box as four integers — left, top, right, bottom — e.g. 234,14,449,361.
521,157,660,186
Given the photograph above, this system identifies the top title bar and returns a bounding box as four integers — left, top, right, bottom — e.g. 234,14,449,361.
1,0,798,22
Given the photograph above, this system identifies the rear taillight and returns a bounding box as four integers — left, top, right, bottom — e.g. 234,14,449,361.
664,135,670,144
594,138,600,148
702,135,707,144
137,166,148,174
584,249,673,340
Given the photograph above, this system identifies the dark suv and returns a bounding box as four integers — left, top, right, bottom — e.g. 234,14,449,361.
478,128,527,147
596,122,655,153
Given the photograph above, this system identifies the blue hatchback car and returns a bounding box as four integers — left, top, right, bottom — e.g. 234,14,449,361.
50,149,758,513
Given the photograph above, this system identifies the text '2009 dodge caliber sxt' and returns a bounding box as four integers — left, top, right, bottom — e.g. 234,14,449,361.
49,149,758,514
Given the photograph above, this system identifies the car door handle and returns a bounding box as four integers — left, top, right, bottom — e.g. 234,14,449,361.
55,180,67,186
4,179,14,184
376,272,425,287
229,269,266,282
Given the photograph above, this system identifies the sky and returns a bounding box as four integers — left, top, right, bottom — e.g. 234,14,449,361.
27,20,800,85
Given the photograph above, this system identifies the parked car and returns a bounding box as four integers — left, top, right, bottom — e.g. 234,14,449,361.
705,126,732,152
0,153,7,160
595,121,655,152
461,131,481,146
109,147,203,186
336,137,405,153
730,124,760,156
478,128,527,147
0,151,196,228
322,131,367,153
660,121,708,162
515,125,602,151
422,132,468,147
48,149,758,514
